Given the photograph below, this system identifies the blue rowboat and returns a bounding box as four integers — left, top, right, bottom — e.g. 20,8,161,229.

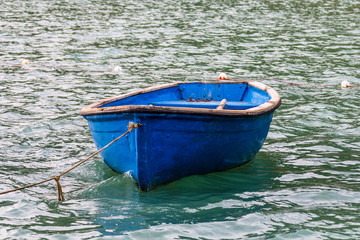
80,81,281,190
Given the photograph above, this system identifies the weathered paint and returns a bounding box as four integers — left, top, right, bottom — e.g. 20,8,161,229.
81,81,281,190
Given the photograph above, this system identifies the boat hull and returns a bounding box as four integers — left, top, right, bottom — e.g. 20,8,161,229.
84,111,274,190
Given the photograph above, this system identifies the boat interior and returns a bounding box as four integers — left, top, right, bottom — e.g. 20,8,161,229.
100,82,271,110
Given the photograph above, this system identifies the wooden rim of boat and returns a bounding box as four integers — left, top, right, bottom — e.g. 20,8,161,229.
80,81,281,117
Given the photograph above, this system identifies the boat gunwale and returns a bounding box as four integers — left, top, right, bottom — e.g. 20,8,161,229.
80,81,281,117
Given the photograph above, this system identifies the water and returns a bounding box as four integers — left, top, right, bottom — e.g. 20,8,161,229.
1,0,359,239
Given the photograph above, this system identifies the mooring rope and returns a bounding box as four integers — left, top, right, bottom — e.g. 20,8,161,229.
0,122,141,201
2,60,359,88
216,73,359,88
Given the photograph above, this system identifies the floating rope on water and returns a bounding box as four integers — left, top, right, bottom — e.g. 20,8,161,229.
1,61,358,88
0,122,142,201
217,73,359,89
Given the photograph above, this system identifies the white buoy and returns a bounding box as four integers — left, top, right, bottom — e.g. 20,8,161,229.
218,73,227,80
21,59,29,65
112,66,122,73
341,80,350,88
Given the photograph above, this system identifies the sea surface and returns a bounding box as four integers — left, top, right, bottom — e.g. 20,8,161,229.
1,0,359,239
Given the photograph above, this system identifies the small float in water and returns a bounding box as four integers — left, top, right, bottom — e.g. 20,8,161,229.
80,81,281,190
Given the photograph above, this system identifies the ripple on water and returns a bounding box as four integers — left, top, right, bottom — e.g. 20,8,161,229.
1,0,360,239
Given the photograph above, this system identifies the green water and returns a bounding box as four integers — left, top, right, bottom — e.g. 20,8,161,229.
1,0,359,239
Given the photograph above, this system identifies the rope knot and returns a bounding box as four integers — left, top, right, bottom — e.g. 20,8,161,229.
54,175,65,201
128,122,142,130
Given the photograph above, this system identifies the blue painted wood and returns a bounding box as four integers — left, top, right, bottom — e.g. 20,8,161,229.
82,82,280,190
151,100,258,109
